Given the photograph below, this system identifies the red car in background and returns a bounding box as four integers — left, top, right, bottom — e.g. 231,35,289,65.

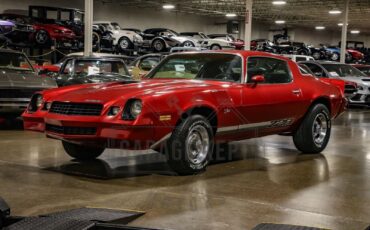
347,49,365,62
23,51,346,175
0,13,76,46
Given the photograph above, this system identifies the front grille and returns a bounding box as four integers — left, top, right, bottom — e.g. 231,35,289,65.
344,85,357,94
0,88,42,99
49,102,103,116
46,124,97,135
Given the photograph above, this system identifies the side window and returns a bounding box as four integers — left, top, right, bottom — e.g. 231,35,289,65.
62,59,73,74
247,57,292,84
304,63,327,78
46,10,58,20
296,57,307,62
139,57,160,71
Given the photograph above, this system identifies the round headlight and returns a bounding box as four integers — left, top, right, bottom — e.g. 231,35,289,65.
36,95,44,108
130,100,142,118
45,102,52,110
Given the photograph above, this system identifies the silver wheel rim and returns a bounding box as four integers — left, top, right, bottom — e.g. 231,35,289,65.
186,124,209,165
154,41,163,51
120,39,129,49
313,53,320,59
211,45,221,50
332,53,339,61
312,113,328,147
183,41,194,47
36,31,47,44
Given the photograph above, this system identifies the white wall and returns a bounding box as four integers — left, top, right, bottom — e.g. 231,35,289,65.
0,0,369,47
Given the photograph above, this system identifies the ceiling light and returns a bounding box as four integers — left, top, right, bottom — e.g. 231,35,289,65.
351,30,360,34
329,10,342,14
163,4,175,9
315,26,325,30
272,1,286,5
275,20,286,24
226,13,237,17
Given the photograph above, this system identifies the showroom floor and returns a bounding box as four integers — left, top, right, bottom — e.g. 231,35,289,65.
0,109,369,230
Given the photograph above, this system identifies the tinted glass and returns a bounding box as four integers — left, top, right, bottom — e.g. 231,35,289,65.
73,60,129,76
247,57,292,84
321,64,367,78
304,63,327,78
149,53,242,82
0,52,33,72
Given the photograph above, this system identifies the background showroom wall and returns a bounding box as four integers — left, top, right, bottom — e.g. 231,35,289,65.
0,0,369,47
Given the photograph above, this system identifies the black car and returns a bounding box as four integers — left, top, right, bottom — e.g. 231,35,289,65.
55,56,131,86
0,14,35,46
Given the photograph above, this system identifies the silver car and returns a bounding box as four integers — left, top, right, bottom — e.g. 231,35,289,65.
301,61,370,105
0,49,57,118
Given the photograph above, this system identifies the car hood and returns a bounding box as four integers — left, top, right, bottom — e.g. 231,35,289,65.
49,79,227,104
0,69,57,88
340,76,370,86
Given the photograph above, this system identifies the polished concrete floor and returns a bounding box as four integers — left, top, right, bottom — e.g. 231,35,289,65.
0,109,370,230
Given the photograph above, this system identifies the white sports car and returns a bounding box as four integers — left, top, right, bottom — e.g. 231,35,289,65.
180,32,235,50
93,21,143,51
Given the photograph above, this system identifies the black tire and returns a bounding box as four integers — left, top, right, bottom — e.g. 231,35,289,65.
299,50,308,55
164,115,214,175
345,54,353,63
210,44,222,50
293,104,331,154
35,30,50,45
92,32,101,52
118,37,133,51
152,39,166,52
62,141,105,161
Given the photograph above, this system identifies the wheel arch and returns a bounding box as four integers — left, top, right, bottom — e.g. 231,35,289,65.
176,105,218,134
309,96,332,114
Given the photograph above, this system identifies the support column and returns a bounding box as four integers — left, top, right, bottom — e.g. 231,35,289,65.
244,0,253,50
340,0,349,63
84,0,93,57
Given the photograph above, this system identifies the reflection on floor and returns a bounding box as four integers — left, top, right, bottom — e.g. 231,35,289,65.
0,109,369,230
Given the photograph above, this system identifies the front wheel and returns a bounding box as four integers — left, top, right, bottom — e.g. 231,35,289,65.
35,30,50,45
118,37,133,51
331,52,340,61
62,141,105,161
164,115,214,175
293,104,331,154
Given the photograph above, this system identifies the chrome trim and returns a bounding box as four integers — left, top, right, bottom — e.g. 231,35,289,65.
217,119,293,134
150,132,171,149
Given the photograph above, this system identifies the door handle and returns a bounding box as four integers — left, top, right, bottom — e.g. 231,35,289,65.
292,89,301,95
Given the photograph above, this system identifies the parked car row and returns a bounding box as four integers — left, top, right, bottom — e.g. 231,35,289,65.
251,39,367,64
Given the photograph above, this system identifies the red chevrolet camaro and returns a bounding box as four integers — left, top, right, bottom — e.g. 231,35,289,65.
23,51,346,175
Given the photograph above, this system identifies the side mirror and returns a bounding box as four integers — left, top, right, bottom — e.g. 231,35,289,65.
251,75,265,83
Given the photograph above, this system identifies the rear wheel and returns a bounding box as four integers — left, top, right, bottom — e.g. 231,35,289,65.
312,51,321,60
152,39,166,52
210,44,221,50
182,40,195,47
118,37,133,51
331,52,340,61
62,141,105,161
164,115,214,175
293,104,331,154
35,30,50,45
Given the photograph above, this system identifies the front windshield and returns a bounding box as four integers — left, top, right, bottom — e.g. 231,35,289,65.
111,22,121,30
322,64,367,78
148,53,242,82
227,35,236,41
199,32,208,39
356,66,370,76
73,60,129,77
168,29,179,36
0,52,33,72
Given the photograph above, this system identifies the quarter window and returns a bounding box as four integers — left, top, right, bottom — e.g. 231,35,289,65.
304,63,327,78
247,57,292,84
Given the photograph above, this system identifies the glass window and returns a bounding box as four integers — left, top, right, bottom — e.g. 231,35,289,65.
298,64,314,75
322,64,367,78
46,10,58,20
139,57,160,71
304,63,327,78
0,52,33,72
247,57,292,84
148,53,242,82
73,60,129,76
60,11,71,21
295,57,307,62
62,59,73,74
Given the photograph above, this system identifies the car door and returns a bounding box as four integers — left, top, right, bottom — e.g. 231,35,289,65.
240,56,304,136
